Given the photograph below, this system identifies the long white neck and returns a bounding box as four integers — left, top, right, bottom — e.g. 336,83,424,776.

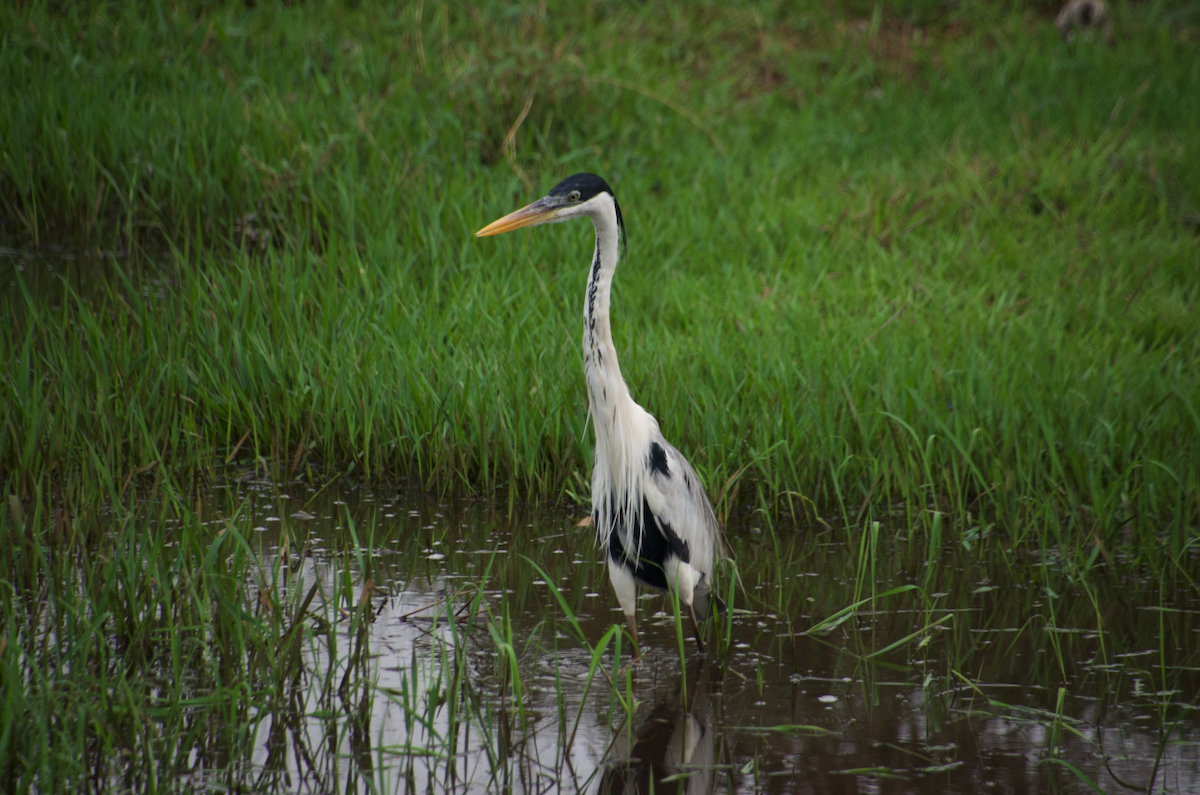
581,194,652,550
582,194,630,420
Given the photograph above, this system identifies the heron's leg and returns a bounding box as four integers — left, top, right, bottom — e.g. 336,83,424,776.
607,557,641,661
665,555,703,654
625,614,642,662
688,603,706,655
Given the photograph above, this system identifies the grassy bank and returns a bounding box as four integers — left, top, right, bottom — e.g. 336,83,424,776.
3,1,1200,538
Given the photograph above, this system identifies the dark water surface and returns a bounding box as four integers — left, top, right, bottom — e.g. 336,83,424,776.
193,476,1200,794
1,234,171,306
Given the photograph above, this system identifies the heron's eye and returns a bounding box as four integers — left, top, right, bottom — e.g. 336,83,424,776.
568,190,581,202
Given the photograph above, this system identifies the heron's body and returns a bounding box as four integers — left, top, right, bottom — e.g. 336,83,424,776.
477,173,723,657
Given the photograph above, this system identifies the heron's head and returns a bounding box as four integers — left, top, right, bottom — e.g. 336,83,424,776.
476,173,624,238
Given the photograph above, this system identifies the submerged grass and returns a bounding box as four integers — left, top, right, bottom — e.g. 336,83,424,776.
1,468,1197,790
1,485,324,790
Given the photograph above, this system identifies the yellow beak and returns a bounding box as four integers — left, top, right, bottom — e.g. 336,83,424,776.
475,197,559,237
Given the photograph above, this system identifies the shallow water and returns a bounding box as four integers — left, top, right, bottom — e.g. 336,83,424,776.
188,476,1200,794
0,233,173,310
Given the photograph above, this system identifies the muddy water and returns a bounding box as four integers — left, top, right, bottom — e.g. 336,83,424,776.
202,477,1200,793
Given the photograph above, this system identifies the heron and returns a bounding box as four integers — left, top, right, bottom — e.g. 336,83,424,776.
477,173,724,658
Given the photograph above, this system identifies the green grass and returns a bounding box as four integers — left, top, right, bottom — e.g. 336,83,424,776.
3,1,1198,544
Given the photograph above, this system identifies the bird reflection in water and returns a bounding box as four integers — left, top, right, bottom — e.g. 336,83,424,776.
596,657,717,795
